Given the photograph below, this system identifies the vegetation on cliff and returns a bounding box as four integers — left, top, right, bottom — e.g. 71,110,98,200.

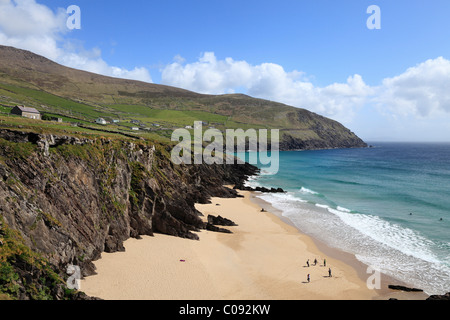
0,215,81,300
0,124,256,300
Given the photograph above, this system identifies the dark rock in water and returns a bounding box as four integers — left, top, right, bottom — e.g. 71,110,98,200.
233,183,285,193
426,292,450,300
205,223,232,234
71,291,103,300
207,215,237,227
388,285,424,292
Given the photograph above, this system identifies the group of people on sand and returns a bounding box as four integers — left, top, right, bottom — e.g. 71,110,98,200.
305,258,332,283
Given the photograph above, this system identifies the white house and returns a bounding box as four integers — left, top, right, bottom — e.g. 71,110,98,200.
95,118,107,125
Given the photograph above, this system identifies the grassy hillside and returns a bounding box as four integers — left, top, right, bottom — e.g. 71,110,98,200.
0,45,367,149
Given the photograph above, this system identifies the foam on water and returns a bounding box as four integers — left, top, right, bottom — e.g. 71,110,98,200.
300,187,319,195
255,190,450,295
326,207,439,264
244,144,450,295
337,206,351,213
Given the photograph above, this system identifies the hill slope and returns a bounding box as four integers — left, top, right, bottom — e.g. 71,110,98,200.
0,45,367,150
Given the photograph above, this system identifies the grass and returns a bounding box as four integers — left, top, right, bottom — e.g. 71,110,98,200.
0,45,367,152
0,137,36,159
1,81,265,135
0,105,12,114
0,215,76,300
0,114,138,140
41,113,92,125
0,83,108,120
0,71,361,150
0,81,278,132
0,112,281,152
103,104,233,128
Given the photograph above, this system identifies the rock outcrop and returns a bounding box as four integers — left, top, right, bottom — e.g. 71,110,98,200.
205,223,233,234
207,215,238,227
234,183,284,193
388,285,424,292
0,129,257,299
426,292,450,300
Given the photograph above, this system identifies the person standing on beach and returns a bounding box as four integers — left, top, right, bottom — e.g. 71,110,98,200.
328,268,332,277
314,258,317,266
306,259,310,267
324,259,326,267
307,274,310,283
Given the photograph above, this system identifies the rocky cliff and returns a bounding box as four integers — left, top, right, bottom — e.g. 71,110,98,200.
0,129,257,300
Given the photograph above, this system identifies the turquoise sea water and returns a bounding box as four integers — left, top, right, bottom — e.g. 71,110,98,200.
239,142,450,295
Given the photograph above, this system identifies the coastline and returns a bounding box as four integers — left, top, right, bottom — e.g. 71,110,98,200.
80,189,428,300
247,192,429,301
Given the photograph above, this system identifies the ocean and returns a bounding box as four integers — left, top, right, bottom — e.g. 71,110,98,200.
238,142,450,295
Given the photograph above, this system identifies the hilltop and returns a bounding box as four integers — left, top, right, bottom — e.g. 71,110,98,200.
0,45,367,150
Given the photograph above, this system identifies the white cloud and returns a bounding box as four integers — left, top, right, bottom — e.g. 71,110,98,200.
0,0,152,83
0,0,66,38
58,49,152,83
1,1,449,141
162,52,450,131
162,52,254,94
375,57,450,118
162,52,373,123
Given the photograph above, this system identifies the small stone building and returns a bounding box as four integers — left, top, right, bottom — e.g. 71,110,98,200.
95,118,107,125
10,105,41,120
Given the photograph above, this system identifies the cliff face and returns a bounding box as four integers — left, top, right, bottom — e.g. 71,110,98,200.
0,129,257,299
279,109,367,150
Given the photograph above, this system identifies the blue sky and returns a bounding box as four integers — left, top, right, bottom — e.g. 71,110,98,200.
1,0,450,142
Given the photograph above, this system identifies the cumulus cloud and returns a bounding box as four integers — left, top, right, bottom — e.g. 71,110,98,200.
57,47,153,83
162,52,254,94
375,57,450,118
162,52,373,123
0,0,66,38
0,0,152,83
0,0,66,61
2,0,449,133
162,52,450,125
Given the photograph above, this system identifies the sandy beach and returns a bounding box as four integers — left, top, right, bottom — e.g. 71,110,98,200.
80,189,427,300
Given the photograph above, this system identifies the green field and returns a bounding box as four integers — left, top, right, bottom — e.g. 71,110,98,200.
1,82,262,127
0,45,367,150
0,81,279,146
0,83,108,120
